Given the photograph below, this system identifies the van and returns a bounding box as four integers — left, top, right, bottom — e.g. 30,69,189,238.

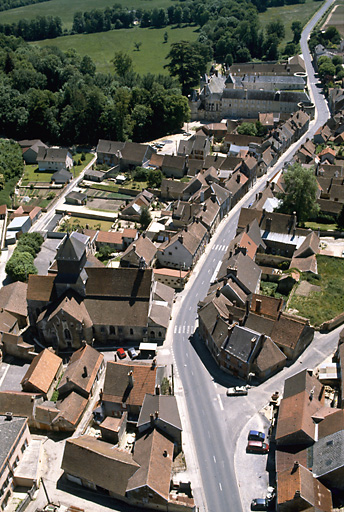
246,441,269,454
128,347,138,359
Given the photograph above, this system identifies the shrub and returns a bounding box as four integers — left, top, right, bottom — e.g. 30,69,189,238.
5,251,37,282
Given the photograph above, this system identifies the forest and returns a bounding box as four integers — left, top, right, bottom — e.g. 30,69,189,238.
0,34,190,145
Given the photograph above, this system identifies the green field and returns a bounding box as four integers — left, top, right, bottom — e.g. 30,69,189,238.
34,25,199,75
321,1,344,37
0,0,174,29
259,0,325,47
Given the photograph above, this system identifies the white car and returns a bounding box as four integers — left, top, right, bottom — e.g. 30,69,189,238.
226,386,248,396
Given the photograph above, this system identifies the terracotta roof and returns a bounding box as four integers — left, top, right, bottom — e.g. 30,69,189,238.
275,390,322,445
270,314,308,351
27,275,56,302
276,447,310,473
237,208,263,231
84,298,149,327
159,222,207,257
123,228,138,238
0,391,42,419
318,147,336,157
290,254,317,273
293,232,319,258
62,435,139,496
103,361,156,407
58,345,103,396
318,408,344,439
96,231,124,245
121,235,157,265
55,392,88,427
277,464,332,512
137,394,182,431
0,204,7,215
0,281,27,318
283,369,324,401
153,268,188,278
21,349,62,395
38,293,92,328
127,428,173,500
85,268,152,299
255,337,286,373
250,294,283,319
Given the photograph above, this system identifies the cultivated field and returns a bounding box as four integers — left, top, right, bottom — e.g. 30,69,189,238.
0,0,174,29
321,1,344,37
34,25,199,75
258,0,325,47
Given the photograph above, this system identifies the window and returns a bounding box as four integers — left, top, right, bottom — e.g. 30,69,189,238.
130,328,133,335
168,252,172,256
110,326,115,335
158,331,162,337
64,329,71,340
150,331,155,338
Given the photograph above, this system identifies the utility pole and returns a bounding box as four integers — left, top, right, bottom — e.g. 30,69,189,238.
41,477,51,506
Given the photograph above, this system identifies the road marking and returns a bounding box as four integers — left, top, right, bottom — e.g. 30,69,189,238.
191,371,194,376
178,326,181,334
219,483,222,491
186,352,188,358
182,325,185,333
217,394,224,411
174,326,177,334
187,326,190,334
213,456,216,463
215,244,219,250
0,365,10,388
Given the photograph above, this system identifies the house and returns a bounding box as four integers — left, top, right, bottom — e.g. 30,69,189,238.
225,171,249,206
277,463,332,512
199,123,227,140
318,147,336,164
253,336,287,380
0,281,28,328
102,360,157,418
95,229,138,252
65,191,87,206
18,139,47,164
96,139,124,166
259,113,274,129
157,221,208,270
120,142,155,170
36,147,73,171
21,348,63,400
0,333,35,361
98,414,127,444
153,268,189,290
84,169,105,182
51,169,72,184
11,205,42,224
0,391,43,424
313,409,344,491
161,155,187,179
178,133,211,160
0,415,31,512
57,344,104,399
314,125,332,145
34,392,88,432
120,234,157,268
195,197,221,235
137,394,182,448
6,216,31,242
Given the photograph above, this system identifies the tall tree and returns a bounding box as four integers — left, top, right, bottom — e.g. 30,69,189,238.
165,41,206,96
277,163,320,224
112,51,133,77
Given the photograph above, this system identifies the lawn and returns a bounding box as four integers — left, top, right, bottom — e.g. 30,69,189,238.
33,25,199,75
321,1,344,37
1,0,174,29
289,255,344,327
304,221,338,231
21,153,93,186
258,0,325,47
59,215,114,231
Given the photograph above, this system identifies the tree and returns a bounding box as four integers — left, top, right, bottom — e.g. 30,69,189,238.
291,21,302,43
163,31,168,44
5,251,37,282
338,204,344,229
112,51,133,77
237,122,257,136
139,206,152,230
276,163,320,224
147,169,163,188
266,19,285,41
134,41,142,51
165,41,206,96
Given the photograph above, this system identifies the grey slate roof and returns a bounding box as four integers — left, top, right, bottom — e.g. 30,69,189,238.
137,394,182,431
222,324,260,362
313,430,344,478
56,234,85,262
0,415,27,470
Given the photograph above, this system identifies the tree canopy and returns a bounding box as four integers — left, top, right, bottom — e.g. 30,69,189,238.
276,163,320,224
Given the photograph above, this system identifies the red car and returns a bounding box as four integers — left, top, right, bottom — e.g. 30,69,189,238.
117,347,126,359
246,441,269,454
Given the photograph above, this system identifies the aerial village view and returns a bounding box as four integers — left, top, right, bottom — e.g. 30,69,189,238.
0,0,344,511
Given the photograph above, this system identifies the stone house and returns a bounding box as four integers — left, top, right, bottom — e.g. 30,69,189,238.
37,147,73,171
21,348,63,400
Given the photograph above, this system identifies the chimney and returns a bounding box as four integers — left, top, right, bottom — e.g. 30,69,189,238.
255,299,262,314
203,204,207,212
150,413,154,427
245,299,250,316
266,217,272,231
236,173,241,183
82,366,88,378
178,234,183,244
292,461,299,474
216,287,221,297
128,371,134,388
155,410,159,420
292,211,297,231
5,412,13,421
251,337,257,348
155,385,160,395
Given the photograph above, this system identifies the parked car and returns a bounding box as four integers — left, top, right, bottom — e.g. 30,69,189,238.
251,498,268,510
128,347,138,359
226,386,248,396
248,430,265,441
246,441,269,454
116,347,126,359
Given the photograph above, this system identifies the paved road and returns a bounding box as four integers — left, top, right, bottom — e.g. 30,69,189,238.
168,1,336,510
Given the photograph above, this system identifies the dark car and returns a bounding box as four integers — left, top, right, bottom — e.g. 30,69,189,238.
248,430,266,441
116,347,126,359
251,498,268,510
246,441,269,454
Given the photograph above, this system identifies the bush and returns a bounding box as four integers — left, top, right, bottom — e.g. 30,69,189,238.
16,232,43,256
5,251,37,282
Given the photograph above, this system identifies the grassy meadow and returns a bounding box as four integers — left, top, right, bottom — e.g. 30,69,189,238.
0,0,174,29
34,25,199,75
258,0,325,47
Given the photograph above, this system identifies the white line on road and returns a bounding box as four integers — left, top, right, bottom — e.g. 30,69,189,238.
178,326,181,334
186,352,188,358
213,456,216,463
187,326,190,334
174,326,177,333
0,365,10,388
217,394,224,411
183,325,186,333
191,371,194,376
219,483,222,491
215,244,219,250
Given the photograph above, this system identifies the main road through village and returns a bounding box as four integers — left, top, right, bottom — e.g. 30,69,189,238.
167,0,337,510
